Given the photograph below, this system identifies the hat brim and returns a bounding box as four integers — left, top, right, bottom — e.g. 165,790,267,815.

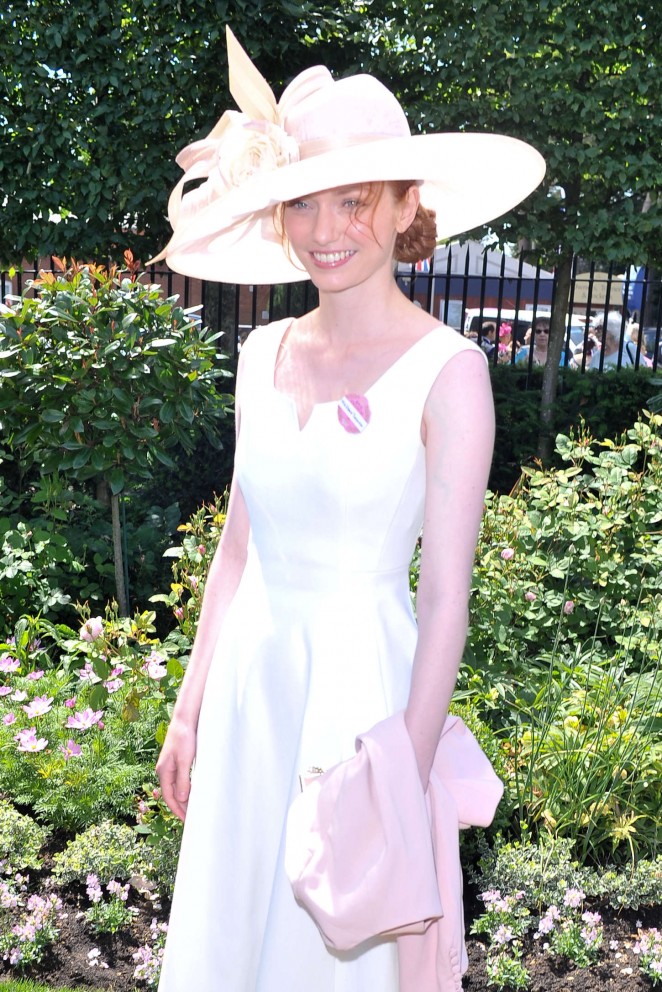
161,132,545,285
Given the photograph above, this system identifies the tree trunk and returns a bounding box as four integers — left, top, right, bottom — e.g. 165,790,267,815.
537,251,573,463
111,492,129,616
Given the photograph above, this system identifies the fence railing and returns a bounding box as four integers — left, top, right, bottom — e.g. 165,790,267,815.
3,252,660,374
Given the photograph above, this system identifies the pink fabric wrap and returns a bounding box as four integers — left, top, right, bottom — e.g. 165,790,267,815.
284,712,504,992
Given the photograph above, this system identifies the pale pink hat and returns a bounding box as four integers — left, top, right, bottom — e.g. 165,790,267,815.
151,27,545,285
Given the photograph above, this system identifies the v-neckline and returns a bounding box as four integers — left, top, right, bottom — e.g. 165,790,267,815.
271,319,449,433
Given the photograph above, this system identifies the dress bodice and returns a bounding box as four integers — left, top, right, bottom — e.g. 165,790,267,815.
235,319,483,578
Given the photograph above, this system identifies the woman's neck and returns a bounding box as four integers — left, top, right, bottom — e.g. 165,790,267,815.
314,275,411,346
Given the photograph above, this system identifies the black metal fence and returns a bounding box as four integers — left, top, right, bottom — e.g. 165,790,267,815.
3,252,660,373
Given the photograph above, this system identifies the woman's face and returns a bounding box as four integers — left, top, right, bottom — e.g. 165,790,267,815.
282,183,418,292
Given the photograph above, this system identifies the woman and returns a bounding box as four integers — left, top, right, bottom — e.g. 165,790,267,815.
152,27,544,992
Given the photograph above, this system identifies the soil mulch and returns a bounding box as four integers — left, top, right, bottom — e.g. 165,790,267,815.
0,892,658,990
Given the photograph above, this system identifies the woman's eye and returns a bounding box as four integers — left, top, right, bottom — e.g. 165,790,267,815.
286,199,308,210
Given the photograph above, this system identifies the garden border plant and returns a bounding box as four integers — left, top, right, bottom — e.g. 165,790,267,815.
0,253,233,621
1,413,661,990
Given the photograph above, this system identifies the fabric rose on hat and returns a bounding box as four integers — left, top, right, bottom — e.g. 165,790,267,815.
217,114,299,190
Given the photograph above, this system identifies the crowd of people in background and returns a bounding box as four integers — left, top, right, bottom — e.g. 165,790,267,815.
469,310,655,370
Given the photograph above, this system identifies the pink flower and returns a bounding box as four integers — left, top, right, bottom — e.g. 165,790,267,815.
22,695,53,719
174,607,184,621
60,739,83,760
500,548,515,561
103,678,124,694
77,662,101,684
67,708,104,730
563,600,575,615
524,590,537,602
26,670,44,681
186,574,199,591
152,787,161,800
79,617,104,642
143,650,167,680
0,686,12,696
15,727,48,753
564,887,585,908
11,690,27,702
64,697,77,708
3,712,16,726
144,660,167,680
0,654,20,673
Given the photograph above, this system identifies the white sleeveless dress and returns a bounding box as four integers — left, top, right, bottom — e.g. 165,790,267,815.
158,319,483,992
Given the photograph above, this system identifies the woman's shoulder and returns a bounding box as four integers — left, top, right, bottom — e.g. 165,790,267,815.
419,322,487,365
239,318,291,355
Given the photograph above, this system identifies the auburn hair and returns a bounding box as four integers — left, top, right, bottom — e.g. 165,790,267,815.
273,180,437,266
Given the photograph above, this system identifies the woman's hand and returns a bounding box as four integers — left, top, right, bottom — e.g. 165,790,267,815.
156,715,198,822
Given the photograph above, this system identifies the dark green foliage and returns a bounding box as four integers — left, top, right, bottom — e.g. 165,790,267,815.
0,259,233,625
489,366,655,492
0,0,361,262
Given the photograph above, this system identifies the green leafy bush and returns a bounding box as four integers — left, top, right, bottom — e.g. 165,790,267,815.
0,800,50,873
472,833,662,913
447,413,662,864
52,820,146,884
0,254,233,616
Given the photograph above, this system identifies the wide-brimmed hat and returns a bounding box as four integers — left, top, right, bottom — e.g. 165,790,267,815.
151,27,545,285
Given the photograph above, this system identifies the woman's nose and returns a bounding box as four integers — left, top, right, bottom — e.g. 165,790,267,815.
311,203,341,244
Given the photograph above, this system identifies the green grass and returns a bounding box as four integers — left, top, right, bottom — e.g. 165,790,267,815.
0,981,130,992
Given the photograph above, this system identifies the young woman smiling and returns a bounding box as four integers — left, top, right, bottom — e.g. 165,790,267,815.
151,27,545,992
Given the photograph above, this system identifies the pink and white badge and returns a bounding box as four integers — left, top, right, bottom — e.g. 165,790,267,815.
337,394,371,434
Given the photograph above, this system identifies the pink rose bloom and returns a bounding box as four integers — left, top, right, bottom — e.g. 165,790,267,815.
500,548,515,561
3,712,16,726
79,617,104,642
524,590,537,602
26,671,44,681
563,600,575,614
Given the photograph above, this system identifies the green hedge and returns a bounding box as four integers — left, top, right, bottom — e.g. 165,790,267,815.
489,366,655,491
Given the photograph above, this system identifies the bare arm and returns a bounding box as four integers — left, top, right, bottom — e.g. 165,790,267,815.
156,354,251,820
405,348,495,786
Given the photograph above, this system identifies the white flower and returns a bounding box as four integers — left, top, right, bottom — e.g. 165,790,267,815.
218,114,299,190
